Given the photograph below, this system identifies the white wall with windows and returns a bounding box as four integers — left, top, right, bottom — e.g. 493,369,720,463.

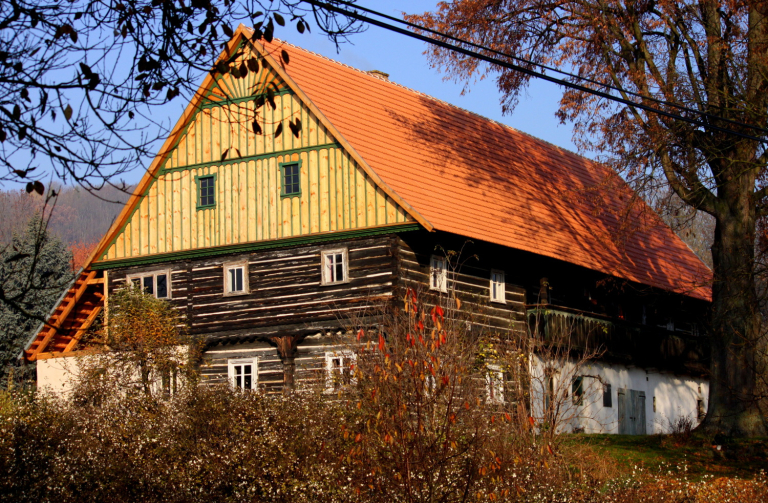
37,346,190,398
529,355,709,434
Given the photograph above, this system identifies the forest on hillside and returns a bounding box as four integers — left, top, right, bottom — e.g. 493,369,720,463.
0,186,130,270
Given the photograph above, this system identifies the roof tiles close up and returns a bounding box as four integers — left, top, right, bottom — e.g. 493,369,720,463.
267,40,711,301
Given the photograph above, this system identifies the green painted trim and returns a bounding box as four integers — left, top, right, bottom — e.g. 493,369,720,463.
195,173,218,210
279,160,302,198
161,142,340,175
91,223,422,270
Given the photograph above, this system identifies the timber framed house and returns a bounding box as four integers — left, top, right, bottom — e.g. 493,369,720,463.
24,27,712,434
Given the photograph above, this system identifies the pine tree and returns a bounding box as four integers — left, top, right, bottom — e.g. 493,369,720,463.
0,217,72,386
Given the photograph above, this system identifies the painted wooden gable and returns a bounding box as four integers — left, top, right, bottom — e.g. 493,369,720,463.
96,44,412,263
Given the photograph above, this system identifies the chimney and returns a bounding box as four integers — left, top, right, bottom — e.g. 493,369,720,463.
368,70,389,80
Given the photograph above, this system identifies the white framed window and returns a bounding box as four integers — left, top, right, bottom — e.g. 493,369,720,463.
325,350,356,391
490,269,505,303
127,270,171,299
321,248,348,285
485,364,505,404
223,261,249,296
228,358,257,390
430,255,447,292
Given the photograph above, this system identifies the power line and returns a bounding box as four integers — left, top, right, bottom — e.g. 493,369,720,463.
306,0,768,144
330,0,768,138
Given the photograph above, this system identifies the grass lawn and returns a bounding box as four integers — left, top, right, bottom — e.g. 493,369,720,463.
565,433,768,480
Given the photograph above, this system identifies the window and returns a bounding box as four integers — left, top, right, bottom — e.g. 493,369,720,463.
321,248,348,285
325,351,356,391
430,255,447,292
223,261,249,296
572,376,584,405
490,269,505,303
653,395,657,412
603,382,612,407
485,365,505,404
127,270,171,299
228,359,257,390
196,174,216,209
280,161,301,197
697,399,705,421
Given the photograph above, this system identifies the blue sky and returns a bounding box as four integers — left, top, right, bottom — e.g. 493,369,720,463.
119,0,578,184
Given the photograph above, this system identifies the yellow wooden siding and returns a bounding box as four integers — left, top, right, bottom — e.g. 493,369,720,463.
102,148,411,261
99,57,413,263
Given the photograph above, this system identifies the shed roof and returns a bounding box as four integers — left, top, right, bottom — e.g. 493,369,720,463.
263,39,711,301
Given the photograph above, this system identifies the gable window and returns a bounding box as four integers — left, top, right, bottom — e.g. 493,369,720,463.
430,255,447,292
196,174,216,209
223,261,249,296
228,359,257,390
485,365,505,404
325,351,356,391
280,161,301,197
321,248,348,285
127,270,171,299
490,269,505,303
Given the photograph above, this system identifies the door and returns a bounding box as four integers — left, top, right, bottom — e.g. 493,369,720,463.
617,389,646,435
632,390,646,435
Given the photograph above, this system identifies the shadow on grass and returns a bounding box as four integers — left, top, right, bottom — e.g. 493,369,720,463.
564,433,768,480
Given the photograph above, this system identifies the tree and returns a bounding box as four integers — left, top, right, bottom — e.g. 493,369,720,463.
0,0,359,190
409,1,768,437
0,216,71,385
75,286,195,400
0,0,358,319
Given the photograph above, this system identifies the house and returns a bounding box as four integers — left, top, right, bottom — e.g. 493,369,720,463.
23,26,712,434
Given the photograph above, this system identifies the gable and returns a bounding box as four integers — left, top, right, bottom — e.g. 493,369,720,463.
96,38,414,264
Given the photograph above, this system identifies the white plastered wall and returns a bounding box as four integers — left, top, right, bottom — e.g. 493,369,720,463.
530,354,709,434
36,354,95,398
36,346,190,399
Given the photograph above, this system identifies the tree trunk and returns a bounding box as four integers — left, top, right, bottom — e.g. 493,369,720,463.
701,176,767,437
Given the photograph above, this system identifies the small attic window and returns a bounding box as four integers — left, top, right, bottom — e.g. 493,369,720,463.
196,174,216,209
280,161,301,197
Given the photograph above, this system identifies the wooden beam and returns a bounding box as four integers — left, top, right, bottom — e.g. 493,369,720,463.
29,270,97,360
63,304,103,353
86,277,104,285
35,349,100,361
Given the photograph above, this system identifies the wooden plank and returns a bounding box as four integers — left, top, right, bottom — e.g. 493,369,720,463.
62,304,103,353
30,270,97,359
181,170,191,250
319,148,329,232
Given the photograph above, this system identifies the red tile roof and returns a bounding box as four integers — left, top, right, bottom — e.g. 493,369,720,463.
270,40,712,301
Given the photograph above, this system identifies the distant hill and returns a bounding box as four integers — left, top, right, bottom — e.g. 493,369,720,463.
0,185,130,270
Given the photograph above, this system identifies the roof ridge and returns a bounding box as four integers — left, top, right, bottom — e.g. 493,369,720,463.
275,38,587,161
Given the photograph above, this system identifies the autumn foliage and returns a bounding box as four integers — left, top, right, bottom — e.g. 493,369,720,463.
1,289,766,501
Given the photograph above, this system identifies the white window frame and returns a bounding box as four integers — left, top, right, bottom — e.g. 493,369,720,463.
223,261,249,296
485,364,505,404
430,255,447,293
126,269,172,299
324,350,357,391
228,358,258,390
490,269,506,303
321,248,349,285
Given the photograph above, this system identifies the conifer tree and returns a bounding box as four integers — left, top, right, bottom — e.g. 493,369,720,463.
0,217,72,386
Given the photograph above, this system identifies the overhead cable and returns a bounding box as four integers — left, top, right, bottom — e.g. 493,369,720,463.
305,0,768,144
